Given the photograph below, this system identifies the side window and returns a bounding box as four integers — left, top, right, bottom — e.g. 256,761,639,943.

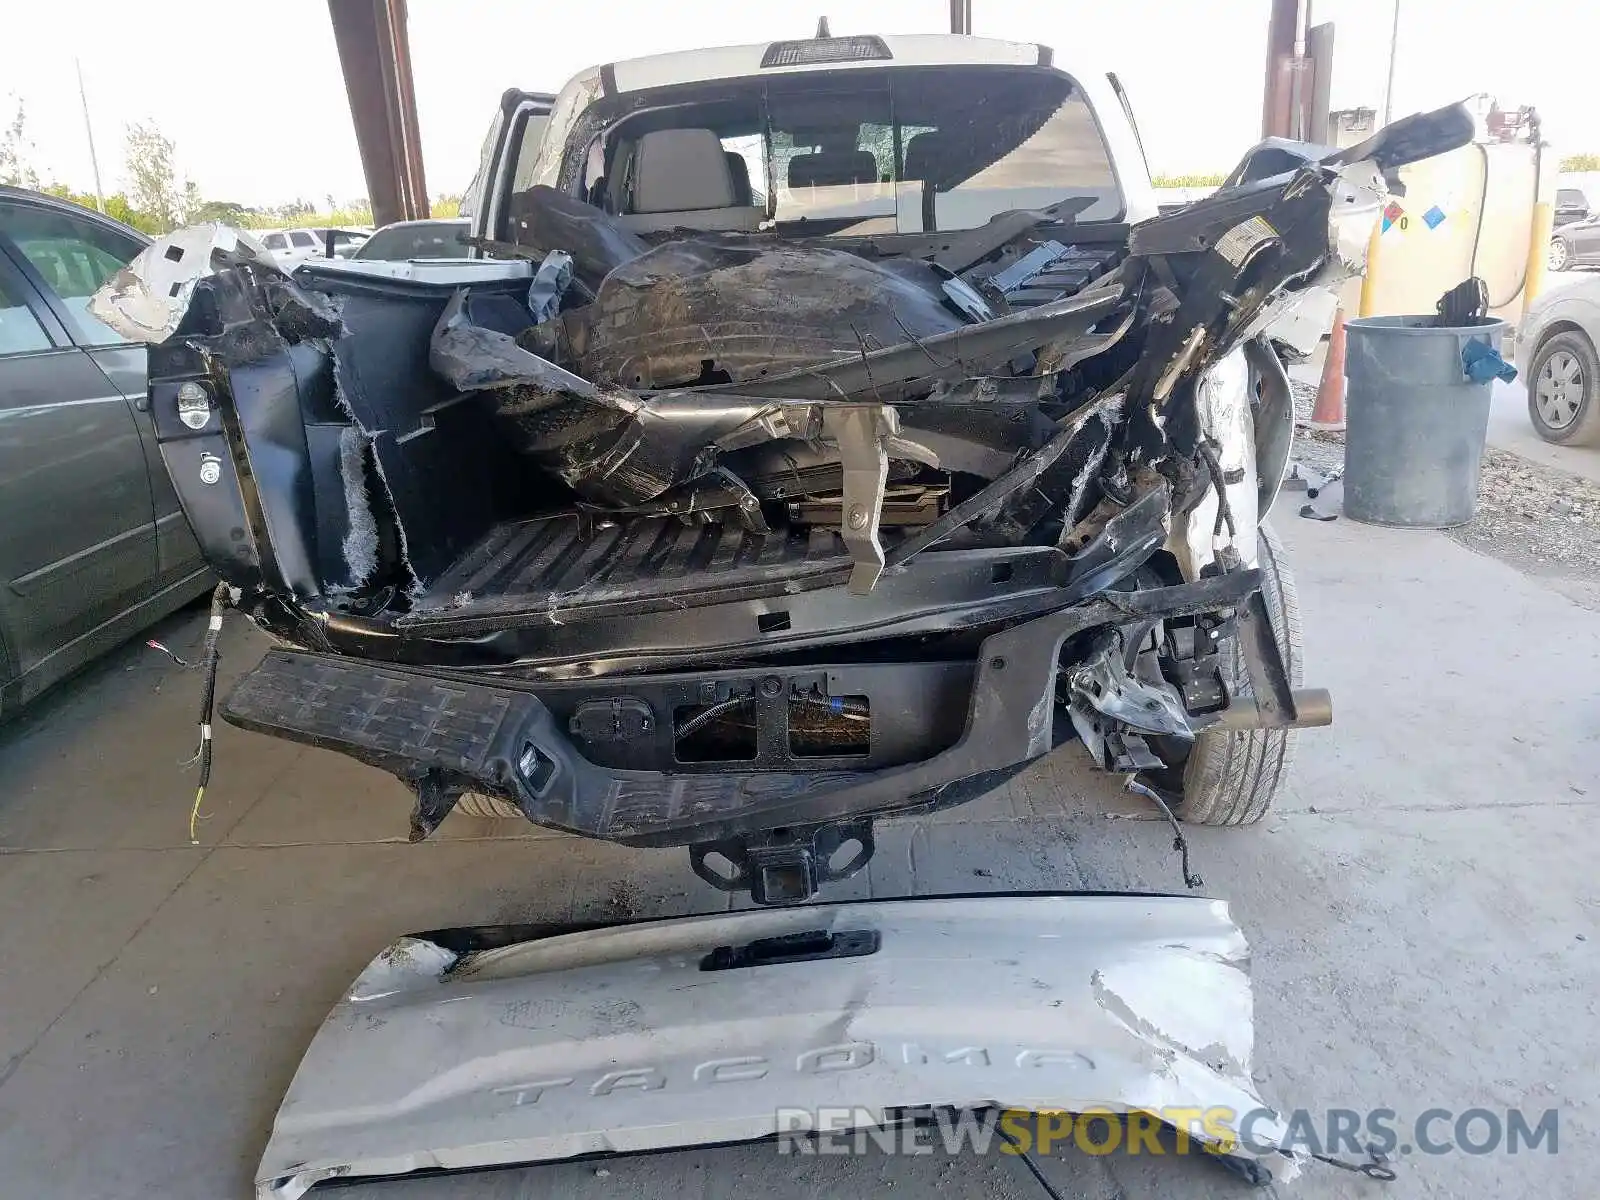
898,124,938,178
2,202,143,345
289,231,316,249
0,273,53,356
263,233,288,251
720,134,765,209
858,122,895,182
509,114,552,193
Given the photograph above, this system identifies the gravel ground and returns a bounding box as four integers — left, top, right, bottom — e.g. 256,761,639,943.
1286,379,1600,609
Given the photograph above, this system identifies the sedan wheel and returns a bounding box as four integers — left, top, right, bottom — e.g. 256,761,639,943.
1528,331,1600,446
1537,351,1583,430
1548,238,1571,272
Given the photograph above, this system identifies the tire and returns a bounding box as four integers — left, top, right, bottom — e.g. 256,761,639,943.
1528,330,1600,447
454,792,525,821
1548,237,1571,272
1173,523,1301,826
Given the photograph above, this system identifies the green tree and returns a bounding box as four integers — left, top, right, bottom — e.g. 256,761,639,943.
187,199,251,224
1559,153,1600,173
1,99,39,189
102,194,143,228
124,120,183,232
39,183,147,230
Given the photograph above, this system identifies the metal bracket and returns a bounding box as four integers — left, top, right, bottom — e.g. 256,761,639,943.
819,405,898,594
407,771,463,843
690,820,876,905
1235,587,1302,725
1066,632,1195,740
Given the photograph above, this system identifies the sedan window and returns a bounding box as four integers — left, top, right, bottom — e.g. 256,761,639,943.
0,274,52,355
1,202,142,345
289,231,317,248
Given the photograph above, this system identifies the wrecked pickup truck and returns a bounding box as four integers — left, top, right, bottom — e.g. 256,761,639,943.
136,35,1471,904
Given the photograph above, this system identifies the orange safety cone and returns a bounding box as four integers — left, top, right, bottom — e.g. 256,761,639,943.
1308,307,1347,430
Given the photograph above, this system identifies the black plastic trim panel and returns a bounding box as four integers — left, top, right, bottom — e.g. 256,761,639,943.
224,572,1258,845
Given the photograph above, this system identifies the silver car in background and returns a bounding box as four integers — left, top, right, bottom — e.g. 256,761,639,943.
1515,272,1600,445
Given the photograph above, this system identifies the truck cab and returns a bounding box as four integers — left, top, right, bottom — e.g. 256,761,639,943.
464,33,1157,253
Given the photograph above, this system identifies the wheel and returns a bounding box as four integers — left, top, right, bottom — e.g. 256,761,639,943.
1528,330,1600,447
1169,523,1301,826
1548,237,1571,272
454,792,525,820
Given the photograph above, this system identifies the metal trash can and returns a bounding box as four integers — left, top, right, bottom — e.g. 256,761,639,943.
1342,315,1508,528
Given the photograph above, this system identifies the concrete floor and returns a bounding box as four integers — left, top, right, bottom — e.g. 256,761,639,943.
1487,379,1600,485
1,513,1596,1200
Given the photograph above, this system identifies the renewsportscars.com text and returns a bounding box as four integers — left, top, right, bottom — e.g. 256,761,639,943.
775,1106,1559,1159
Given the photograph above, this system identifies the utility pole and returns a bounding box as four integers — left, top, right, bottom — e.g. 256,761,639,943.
73,57,105,212
1381,0,1401,126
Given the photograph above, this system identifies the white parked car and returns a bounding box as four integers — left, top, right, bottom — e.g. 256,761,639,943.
258,226,369,267
1514,274,1600,445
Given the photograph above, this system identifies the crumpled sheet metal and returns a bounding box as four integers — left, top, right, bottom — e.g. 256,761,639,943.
255,895,1300,1198
88,223,277,343
692,273,1126,405
428,256,1132,588
431,290,904,541
561,239,970,389
431,287,610,404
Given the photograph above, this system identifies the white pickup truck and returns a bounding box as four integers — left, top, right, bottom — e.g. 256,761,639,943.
147,30,1471,904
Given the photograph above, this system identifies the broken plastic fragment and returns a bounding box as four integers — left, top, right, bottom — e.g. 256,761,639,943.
527,250,575,324
88,223,277,343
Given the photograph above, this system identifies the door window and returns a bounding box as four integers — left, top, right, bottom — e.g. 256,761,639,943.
289,230,317,249
1,203,142,345
509,114,552,193
263,232,288,251
0,274,52,355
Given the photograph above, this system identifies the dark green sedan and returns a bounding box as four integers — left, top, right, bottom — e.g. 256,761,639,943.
0,186,210,717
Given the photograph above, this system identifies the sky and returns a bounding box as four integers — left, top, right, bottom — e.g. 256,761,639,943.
4,0,1598,207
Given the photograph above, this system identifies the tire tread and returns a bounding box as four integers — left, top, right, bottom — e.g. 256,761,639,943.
1178,523,1301,826
1528,330,1600,448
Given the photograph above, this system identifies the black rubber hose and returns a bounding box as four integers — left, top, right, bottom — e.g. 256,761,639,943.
187,584,231,843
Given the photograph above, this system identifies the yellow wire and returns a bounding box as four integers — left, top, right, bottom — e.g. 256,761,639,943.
189,785,206,845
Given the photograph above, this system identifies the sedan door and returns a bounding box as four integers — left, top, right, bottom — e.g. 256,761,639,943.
0,231,156,700
3,203,207,588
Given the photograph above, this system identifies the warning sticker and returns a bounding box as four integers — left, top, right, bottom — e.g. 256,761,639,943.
1213,216,1279,267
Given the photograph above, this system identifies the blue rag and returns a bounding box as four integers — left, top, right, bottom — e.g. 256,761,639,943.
1462,339,1517,384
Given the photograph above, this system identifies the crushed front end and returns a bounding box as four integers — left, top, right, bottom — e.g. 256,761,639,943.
136,106,1470,903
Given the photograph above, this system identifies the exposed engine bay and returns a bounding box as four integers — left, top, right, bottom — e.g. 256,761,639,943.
127,100,1473,903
